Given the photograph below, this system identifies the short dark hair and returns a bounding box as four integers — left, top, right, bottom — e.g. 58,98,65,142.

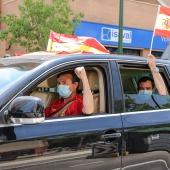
137,76,155,89
57,70,80,84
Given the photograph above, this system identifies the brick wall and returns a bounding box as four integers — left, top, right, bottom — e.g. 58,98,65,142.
70,0,159,30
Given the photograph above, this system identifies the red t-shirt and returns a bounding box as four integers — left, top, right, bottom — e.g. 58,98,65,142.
45,94,83,118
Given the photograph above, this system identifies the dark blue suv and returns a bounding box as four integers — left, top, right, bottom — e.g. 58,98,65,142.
1,52,170,170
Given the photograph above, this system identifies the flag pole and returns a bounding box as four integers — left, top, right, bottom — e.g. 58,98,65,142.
150,5,161,54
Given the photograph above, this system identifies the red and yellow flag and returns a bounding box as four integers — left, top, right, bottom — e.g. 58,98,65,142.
155,6,170,38
47,30,109,54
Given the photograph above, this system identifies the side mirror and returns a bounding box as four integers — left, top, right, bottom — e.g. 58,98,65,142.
6,96,45,124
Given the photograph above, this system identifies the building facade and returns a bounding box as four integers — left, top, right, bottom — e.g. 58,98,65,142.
0,0,170,57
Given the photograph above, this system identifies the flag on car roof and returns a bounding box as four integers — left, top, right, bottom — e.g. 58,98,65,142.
154,5,170,38
46,30,109,54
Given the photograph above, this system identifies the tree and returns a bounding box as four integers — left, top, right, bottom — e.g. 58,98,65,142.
0,0,84,52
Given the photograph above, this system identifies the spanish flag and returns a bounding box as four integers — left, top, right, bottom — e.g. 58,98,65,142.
47,30,109,54
154,5,170,38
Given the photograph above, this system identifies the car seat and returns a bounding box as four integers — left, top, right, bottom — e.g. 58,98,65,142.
30,75,59,107
79,70,99,113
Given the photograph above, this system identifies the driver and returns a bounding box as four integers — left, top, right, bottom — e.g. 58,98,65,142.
45,67,94,117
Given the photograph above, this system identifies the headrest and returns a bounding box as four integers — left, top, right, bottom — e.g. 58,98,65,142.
38,75,57,88
79,70,99,91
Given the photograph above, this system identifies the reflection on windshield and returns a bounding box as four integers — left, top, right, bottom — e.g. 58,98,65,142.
0,67,30,93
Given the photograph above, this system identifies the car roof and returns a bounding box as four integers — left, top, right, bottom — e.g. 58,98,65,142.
1,52,170,66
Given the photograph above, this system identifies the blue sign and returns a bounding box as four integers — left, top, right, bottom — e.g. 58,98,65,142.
74,21,170,51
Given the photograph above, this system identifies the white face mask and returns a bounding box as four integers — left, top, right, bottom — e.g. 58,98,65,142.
57,85,73,98
139,90,152,100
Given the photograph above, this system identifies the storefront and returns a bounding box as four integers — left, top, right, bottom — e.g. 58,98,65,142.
75,21,170,57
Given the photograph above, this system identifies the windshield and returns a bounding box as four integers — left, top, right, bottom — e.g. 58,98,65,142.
0,67,31,94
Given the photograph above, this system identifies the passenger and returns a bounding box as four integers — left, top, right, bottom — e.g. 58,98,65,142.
138,54,166,96
138,76,156,96
45,67,94,117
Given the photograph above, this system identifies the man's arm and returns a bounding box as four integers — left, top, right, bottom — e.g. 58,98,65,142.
75,67,94,114
148,54,167,95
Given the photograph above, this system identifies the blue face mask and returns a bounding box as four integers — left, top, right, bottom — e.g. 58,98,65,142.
139,90,152,100
57,85,72,98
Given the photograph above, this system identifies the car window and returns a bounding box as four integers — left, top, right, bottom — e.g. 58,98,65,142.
28,66,107,117
0,59,41,95
120,67,170,112
0,67,30,94
125,94,170,112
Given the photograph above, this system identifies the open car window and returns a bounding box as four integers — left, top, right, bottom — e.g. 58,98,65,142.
120,66,170,112
120,67,156,94
27,66,107,118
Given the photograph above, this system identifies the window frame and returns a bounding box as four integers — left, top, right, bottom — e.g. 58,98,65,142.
22,60,113,119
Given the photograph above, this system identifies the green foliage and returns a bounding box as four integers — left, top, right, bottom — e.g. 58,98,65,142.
125,95,158,112
125,94,170,112
0,0,84,52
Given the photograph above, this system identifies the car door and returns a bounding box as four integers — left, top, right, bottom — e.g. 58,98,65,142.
0,59,124,170
118,61,170,170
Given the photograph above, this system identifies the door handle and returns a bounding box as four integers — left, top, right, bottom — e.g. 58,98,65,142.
100,133,121,140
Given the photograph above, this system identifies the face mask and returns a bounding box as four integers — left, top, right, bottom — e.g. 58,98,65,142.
57,85,72,98
139,90,152,100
